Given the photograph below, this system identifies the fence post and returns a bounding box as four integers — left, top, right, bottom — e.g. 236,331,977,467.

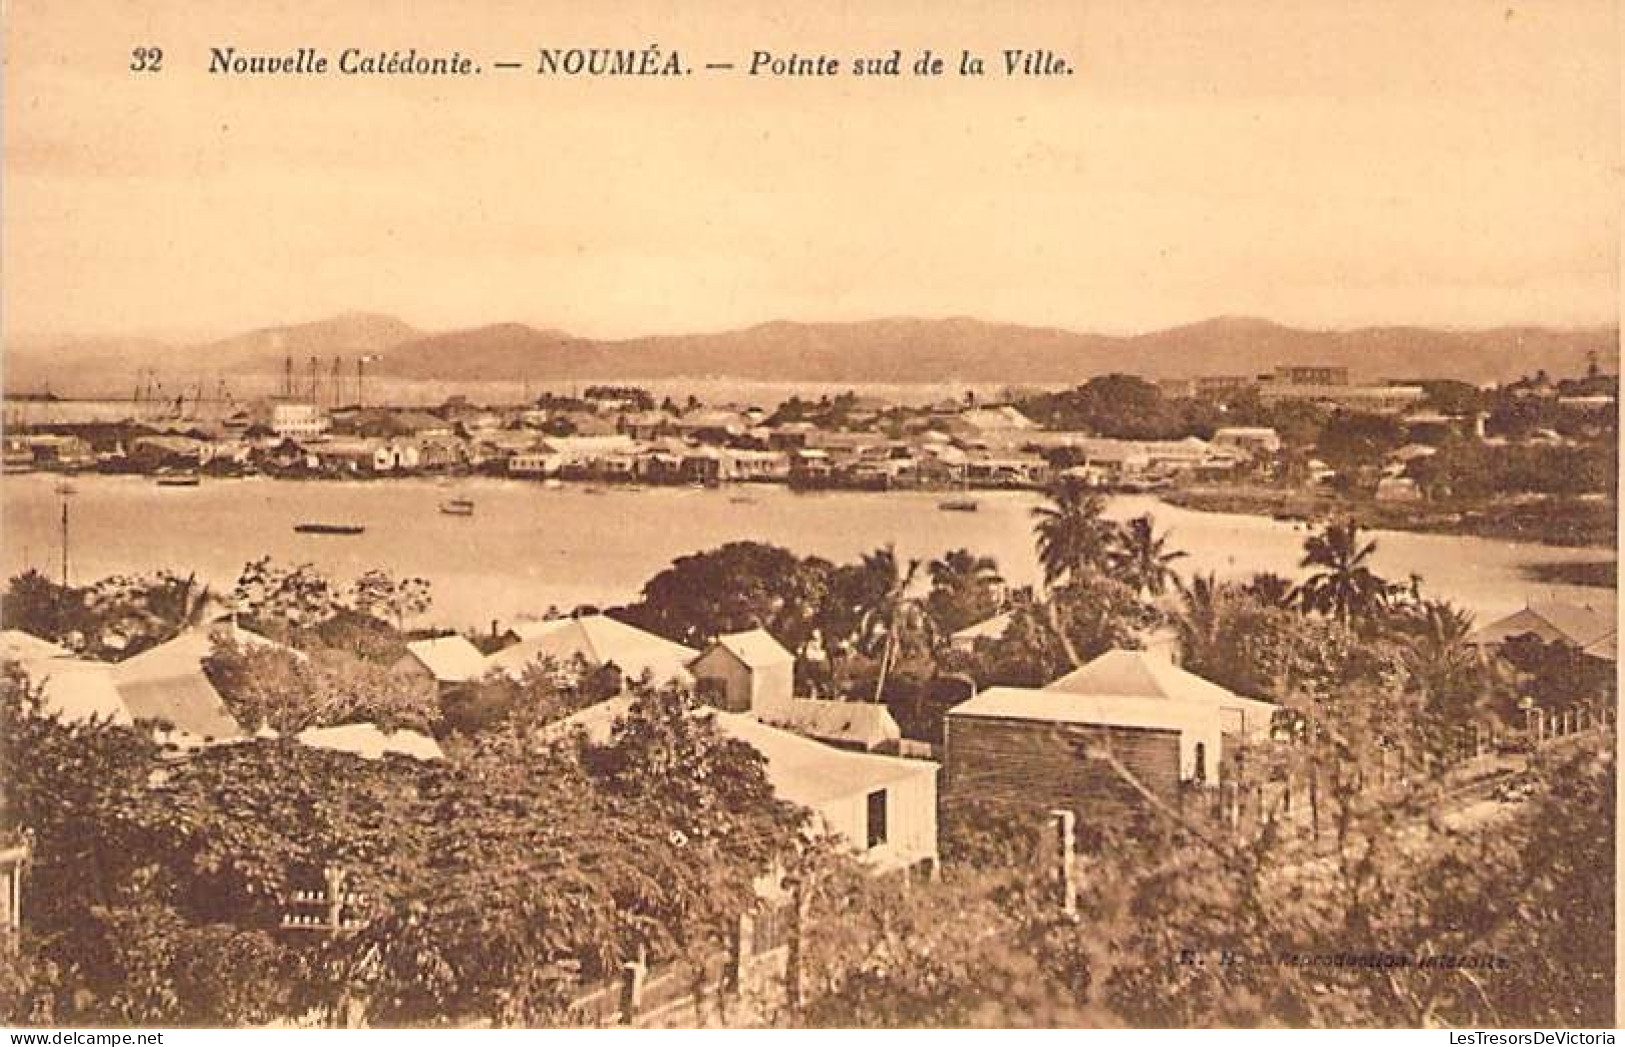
619,957,646,1025
729,913,753,995
786,882,810,1014
1049,809,1077,919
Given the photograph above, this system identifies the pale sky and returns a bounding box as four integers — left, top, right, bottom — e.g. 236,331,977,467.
3,0,1620,341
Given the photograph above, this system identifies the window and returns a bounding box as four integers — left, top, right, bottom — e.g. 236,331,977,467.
865,788,888,849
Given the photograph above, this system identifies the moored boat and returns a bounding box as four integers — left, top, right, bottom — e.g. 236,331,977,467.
294,522,366,535
156,472,201,487
440,498,475,516
938,497,980,512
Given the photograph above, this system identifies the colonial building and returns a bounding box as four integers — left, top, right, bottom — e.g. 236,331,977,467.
689,629,903,752
944,651,1279,827
944,686,1219,826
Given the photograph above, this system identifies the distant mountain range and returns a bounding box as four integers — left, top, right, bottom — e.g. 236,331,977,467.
7,313,1617,394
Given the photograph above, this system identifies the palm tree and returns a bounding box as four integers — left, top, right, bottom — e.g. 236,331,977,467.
1397,601,1477,701
1031,479,1116,589
1109,514,1187,597
855,545,930,703
927,548,1001,593
1242,571,1295,609
1293,519,1389,626
924,549,1004,636
1174,572,1229,670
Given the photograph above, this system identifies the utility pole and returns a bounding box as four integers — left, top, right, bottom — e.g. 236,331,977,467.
56,481,74,587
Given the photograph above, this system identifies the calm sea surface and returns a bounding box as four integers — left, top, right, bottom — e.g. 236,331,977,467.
1,474,1614,629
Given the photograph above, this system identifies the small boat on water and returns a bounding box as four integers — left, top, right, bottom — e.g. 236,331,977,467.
938,497,980,512
729,495,757,505
294,522,365,536
156,472,201,487
440,498,475,516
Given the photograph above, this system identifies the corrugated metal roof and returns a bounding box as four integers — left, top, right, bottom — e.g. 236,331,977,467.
948,685,1215,733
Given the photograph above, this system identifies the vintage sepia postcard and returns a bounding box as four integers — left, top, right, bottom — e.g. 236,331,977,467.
1,0,1619,1033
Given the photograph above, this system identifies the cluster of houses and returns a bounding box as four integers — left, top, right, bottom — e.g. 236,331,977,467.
3,592,1616,882
4,393,1286,492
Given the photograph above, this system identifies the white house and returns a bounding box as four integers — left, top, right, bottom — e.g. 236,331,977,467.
547,695,937,873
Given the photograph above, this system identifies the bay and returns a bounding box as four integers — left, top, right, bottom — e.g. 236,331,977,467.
1,474,1613,630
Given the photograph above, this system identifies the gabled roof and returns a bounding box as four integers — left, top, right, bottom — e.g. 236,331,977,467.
295,723,444,762
488,615,696,684
109,631,244,740
543,696,932,808
1468,603,1617,659
702,629,794,670
403,634,486,683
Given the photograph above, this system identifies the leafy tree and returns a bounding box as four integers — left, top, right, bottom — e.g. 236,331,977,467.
626,542,831,655
349,569,433,633
441,654,622,736
80,571,213,658
1315,411,1407,481
231,558,344,637
0,570,85,648
203,637,439,735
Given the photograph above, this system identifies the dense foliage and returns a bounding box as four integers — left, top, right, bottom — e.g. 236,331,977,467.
0,667,805,1026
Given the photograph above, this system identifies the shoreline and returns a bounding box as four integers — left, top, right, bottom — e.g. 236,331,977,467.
1160,484,1617,553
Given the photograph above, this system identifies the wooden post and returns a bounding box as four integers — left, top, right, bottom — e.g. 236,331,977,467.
619,958,647,1025
729,913,753,995
785,882,810,1013
1049,809,1077,919
324,866,346,935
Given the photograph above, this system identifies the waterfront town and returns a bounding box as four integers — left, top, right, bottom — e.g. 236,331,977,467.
4,360,1617,547
0,351,1616,1026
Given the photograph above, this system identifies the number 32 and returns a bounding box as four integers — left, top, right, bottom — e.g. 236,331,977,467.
130,46,163,72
